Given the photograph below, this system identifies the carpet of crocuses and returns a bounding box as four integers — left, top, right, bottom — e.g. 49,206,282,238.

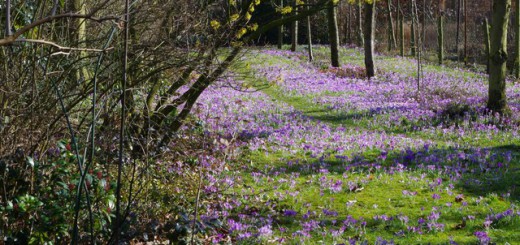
185,46,520,244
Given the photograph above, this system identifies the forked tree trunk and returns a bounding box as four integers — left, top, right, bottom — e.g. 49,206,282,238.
291,0,298,52
387,0,397,51
278,0,284,49
328,0,340,67
307,3,314,61
488,0,511,114
364,1,376,78
357,3,364,46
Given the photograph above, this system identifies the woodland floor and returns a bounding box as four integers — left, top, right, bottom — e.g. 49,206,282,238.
191,46,520,244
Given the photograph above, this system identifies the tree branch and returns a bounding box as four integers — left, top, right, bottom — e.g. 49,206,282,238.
0,4,118,47
16,39,114,52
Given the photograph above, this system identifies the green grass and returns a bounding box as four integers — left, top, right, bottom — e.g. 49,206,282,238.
226,46,520,244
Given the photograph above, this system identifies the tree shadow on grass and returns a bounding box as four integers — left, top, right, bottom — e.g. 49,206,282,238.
246,143,520,201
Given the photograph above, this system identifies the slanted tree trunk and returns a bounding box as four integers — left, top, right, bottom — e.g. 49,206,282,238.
291,0,298,52
515,0,520,77
364,0,376,78
488,0,511,114
438,11,444,64
387,0,397,51
307,2,314,61
357,2,364,46
278,0,284,49
398,0,404,56
328,0,340,67
484,18,491,74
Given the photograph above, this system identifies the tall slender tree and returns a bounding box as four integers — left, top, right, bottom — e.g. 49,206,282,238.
515,0,520,77
387,0,397,51
456,0,461,59
364,0,376,78
328,0,340,67
411,1,417,56
307,1,314,61
346,3,352,44
291,0,299,51
484,18,491,74
464,0,467,65
438,0,445,64
357,2,364,46
488,0,511,114
278,0,284,49
398,0,404,56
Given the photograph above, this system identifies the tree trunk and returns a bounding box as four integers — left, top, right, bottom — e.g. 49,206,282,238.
307,3,314,61
484,18,491,74
387,0,397,51
438,14,444,64
5,0,12,36
399,0,404,56
364,1,376,78
488,0,511,114
346,3,352,44
464,0,467,65
411,2,417,56
278,0,284,49
515,0,520,77
357,3,364,46
456,0,461,59
328,0,340,67
291,0,298,52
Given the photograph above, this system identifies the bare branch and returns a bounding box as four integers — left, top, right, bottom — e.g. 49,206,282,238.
16,39,114,52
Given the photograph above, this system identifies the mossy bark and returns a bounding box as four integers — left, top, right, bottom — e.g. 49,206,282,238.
488,0,511,114
364,1,376,78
